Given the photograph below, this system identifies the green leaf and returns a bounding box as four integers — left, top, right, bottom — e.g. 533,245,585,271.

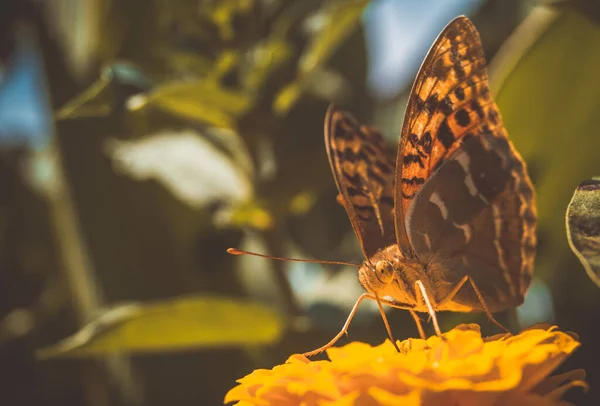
199,0,255,40
490,6,600,259
37,296,282,358
131,80,252,128
567,178,600,288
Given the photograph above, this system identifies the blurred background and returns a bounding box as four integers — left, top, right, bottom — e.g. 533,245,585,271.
0,0,599,405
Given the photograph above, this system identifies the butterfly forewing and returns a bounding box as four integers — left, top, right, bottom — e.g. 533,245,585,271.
395,17,508,256
324,106,397,258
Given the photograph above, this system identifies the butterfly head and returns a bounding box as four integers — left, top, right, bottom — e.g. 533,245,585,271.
357,245,426,300
358,249,398,296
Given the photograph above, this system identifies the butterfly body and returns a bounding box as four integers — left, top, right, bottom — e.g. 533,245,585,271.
359,243,525,315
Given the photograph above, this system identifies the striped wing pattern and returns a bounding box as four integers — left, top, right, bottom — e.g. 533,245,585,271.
324,107,397,258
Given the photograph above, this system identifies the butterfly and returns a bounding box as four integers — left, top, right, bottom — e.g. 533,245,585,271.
306,16,537,356
228,16,537,357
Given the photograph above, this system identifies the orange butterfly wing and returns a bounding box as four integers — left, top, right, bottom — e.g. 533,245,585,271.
394,16,509,254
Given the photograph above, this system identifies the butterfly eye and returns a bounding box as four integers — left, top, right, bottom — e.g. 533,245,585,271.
374,261,394,283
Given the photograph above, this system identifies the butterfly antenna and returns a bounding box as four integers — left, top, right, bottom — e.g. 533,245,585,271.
227,248,360,267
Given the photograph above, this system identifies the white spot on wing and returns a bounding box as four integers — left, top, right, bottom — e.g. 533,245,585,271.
422,232,432,251
457,150,489,204
456,151,470,171
464,174,480,198
429,192,448,220
453,222,472,242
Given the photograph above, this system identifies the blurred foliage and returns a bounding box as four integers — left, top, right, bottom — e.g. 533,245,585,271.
567,178,600,288
1,0,599,405
1,0,374,405
47,0,373,359
57,0,370,231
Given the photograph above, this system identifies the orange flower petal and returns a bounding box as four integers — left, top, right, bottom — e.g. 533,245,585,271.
224,324,585,405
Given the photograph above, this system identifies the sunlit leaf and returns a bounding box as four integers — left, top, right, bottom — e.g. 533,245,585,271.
199,0,255,40
490,6,600,262
129,80,252,128
244,39,292,91
273,81,303,115
216,201,274,230
105,129,253,208
37,296,282,358
210,51,240,80
567,178,600,288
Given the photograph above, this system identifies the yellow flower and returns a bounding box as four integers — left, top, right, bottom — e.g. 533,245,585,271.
225,324,586,406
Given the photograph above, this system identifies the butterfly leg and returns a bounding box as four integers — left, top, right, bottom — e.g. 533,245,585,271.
437,275,469,307
467,277,510,333
414,280,443,337
373,294,401,353
302,294,415,357
376,298,425,339
437,275,510,333
302,293,371,357
409,310,427,340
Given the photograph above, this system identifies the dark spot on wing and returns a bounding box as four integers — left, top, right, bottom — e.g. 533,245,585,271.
454,86,465,101
437,120,455,150
455,108,471,127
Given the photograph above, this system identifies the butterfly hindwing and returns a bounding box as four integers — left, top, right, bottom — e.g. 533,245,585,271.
395,17,506,254
405,131,536,311
324,106,396,258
